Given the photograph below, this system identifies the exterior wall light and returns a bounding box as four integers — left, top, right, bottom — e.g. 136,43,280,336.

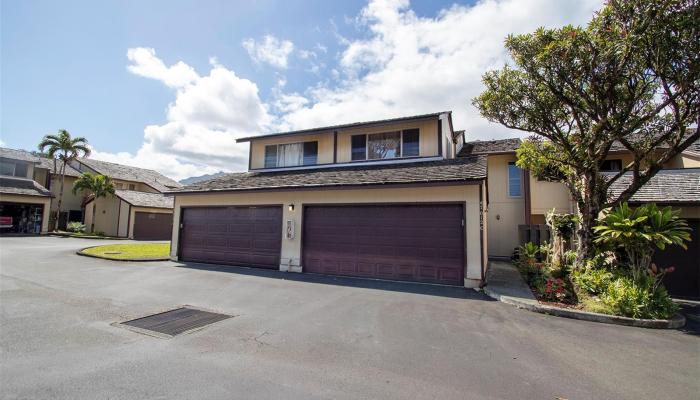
288,203,295,211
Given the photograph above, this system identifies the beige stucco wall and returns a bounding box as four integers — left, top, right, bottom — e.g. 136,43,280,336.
127,206,172,239
529,177,574,216
665,153,700,169
118,201,130,237
486,154,526,258
33,167,49,188
113,179,159,193
48,175,85,213
250,132,334,169
336,119,439,163
171,183,484,287
84,195,121,236
0,193,51,233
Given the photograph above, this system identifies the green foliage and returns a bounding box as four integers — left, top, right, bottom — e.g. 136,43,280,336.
38,129,91,161
539,277,570,302
473,0,700,263
72,173,116,199
519,242,540,262
601,276,678,319
516,138,571,182
572,267,614,296
594,203,691,281
66,222,86,233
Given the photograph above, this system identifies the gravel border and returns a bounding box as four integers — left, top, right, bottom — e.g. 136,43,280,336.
484,286,686,329
77,245,170,262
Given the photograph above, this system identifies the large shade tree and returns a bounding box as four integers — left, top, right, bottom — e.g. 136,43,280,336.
38,130,91,230
473,0,700,266
72,173,115,233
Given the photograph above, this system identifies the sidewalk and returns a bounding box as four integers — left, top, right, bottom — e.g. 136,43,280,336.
483,260,537,304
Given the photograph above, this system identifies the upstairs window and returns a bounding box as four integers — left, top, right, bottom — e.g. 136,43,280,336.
0,161,27,177
264,141,318,168
601,159,622,172
508,162,522,197
351,129,420,161
128,184,136,190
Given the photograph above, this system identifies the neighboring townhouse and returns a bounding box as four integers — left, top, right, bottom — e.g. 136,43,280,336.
454,130,700,299
37,156,86,228
0,148,52,233
72,158,182,240
169,112,490,288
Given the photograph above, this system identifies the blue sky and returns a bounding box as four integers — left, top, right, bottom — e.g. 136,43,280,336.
1,0,601,179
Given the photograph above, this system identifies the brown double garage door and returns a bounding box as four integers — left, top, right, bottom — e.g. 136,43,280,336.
178,204,465,285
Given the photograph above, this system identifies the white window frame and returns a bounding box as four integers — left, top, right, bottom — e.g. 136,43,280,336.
507,161,523,198
0,161,16,177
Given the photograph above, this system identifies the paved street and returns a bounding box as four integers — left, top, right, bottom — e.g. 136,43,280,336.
1,236,698,400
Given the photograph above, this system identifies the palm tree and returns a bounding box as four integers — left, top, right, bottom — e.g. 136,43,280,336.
72,173,115,233
38,130,91,230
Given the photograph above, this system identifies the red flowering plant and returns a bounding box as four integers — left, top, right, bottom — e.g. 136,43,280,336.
540,277,570,302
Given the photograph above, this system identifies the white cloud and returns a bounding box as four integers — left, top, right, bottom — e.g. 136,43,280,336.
126,48,198,88
89,48,272,180
96,0,603,181
242,35,295,69
280,0,603,138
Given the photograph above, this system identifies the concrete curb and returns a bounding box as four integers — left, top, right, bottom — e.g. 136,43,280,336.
49,233,129,240
76,246,170,262
484,285,686,329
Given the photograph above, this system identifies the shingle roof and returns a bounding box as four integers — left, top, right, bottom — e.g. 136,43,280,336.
174,156,487,194
0,176,52,197
607,168,700,204
115,190,174,209
236,111,449,142
458,138,522,156
76,158,182,192
0,147,41,163
609,128,698,152
37,157,82,177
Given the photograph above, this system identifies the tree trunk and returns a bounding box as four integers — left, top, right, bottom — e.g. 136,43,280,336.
574,172,604,268
57,160,66,231
91,201,96,233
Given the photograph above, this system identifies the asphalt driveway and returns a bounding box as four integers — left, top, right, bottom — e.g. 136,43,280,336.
1,236,698,400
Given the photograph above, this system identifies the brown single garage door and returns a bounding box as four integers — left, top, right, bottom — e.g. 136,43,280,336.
302,204,465,285
133,212,173,240
179,206,282,269
653,219,699,300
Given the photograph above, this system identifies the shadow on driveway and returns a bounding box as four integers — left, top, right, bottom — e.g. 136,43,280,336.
172,261,490,300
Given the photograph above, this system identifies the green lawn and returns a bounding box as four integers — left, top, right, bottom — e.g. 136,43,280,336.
81,243,170,260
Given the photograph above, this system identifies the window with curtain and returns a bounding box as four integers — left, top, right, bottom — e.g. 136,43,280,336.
508,162,522,197
351,129,420,161
264,141,318,168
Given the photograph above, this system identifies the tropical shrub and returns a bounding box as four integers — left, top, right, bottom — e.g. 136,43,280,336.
572,267,613,295
594,203,691,282
601,275,678,319
66,221,86,233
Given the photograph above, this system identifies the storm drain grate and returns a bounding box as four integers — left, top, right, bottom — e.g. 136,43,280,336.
118,306,232,337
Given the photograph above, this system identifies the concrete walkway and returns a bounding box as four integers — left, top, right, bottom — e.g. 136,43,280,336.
483,261,536,303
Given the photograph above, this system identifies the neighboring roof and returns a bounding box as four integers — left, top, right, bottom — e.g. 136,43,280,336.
458,138,522,156
0,147,41,163
607,168,700,204
0,176,52,197
173,156,487,194
114,190,174,209
236,111,450,142
37,157,82,177
609,128,698,152
75,158,182,192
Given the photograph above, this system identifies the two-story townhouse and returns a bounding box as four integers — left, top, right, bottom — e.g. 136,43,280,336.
0,148,52,234
72,158,183,240
454,130,700,299
169,112,490,288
